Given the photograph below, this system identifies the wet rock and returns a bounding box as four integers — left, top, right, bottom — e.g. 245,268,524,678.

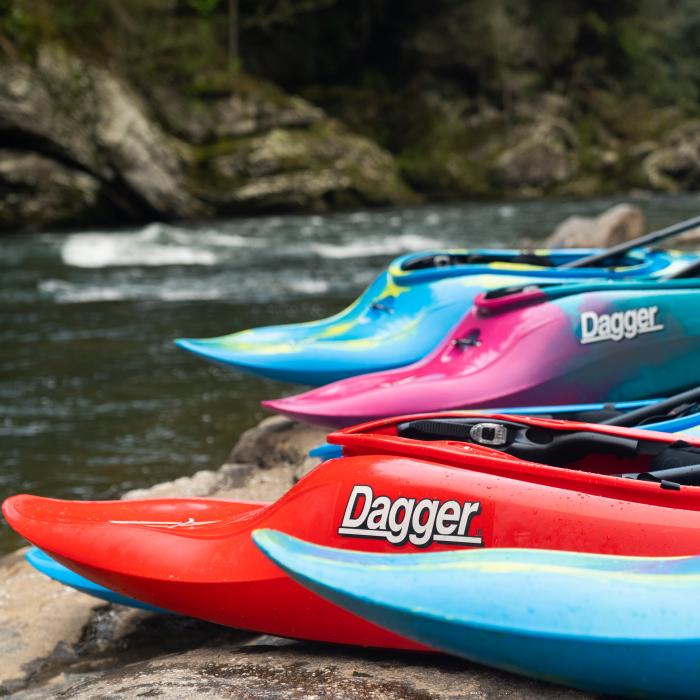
0,548,100,694
0,151,102,232
545,203,646,248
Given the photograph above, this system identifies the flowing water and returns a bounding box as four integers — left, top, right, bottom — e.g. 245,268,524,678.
2,194,699,553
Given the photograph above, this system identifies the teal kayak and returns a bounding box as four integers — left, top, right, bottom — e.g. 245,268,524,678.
254,530,700,699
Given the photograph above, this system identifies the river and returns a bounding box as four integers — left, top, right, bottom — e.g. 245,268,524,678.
2,194,699,553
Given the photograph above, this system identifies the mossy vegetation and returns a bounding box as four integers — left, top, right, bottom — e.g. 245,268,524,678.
2,0,700,203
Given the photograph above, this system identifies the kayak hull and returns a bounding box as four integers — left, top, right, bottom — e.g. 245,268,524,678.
3,494,420,649
176,248,697,385
6,415,700,648
265,279,700,426
255,531,700,699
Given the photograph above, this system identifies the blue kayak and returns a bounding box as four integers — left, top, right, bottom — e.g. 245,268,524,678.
254,530,700,699
175,247,696,385
25,548,169,614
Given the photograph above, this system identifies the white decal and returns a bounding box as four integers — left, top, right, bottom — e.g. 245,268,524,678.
579,306,664,345
108,518,221,529
338,484,482,547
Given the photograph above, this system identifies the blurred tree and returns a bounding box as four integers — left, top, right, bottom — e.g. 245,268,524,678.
1,0,700,106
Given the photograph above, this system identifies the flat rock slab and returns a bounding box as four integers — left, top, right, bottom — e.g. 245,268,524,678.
0,548,101,694
22,640,595,699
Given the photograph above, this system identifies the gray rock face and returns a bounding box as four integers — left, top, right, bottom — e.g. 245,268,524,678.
197,119,416,214
1,417,596,699
0,549,100,695
545,203,646,248
0,47,204,226
149,80,324,144
33,643,591,699
0,48,414,232
0,150,102,231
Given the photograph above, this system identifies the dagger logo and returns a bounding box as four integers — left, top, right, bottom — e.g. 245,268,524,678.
339,485,483,547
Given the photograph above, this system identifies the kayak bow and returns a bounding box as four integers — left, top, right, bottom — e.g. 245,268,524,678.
255,530,700,699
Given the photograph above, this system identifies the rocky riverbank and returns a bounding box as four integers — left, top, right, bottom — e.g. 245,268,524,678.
0,45,415,234
5,0,700,234
0,416,595,699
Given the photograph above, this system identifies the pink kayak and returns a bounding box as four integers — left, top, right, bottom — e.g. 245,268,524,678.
263,279,700,427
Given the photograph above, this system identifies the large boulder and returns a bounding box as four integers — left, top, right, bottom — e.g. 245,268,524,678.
545,203,646,248
0,150,103,232
37,643,589,700
148,77,324,144
194,118,416,213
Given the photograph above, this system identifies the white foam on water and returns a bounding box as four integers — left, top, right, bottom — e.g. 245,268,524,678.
156,288,226,302
308,233,442,259
289,279,331,294
39,279,129,303
39,278,230,303
0,420,53,436
61,224,219,268
168,227,266,249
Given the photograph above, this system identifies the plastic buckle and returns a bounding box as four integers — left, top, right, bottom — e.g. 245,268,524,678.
469,423,509,447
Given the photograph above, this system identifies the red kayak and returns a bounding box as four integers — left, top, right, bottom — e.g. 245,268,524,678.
5,413,700,648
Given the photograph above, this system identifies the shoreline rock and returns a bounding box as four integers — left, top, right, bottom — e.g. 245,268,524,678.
0,417,594,699
543,201,700,248
544,203,646,248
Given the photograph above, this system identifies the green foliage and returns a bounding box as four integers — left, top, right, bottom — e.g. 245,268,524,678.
0,4,43,54
187,0,220,15
3,0,700,202
3,0,700,111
